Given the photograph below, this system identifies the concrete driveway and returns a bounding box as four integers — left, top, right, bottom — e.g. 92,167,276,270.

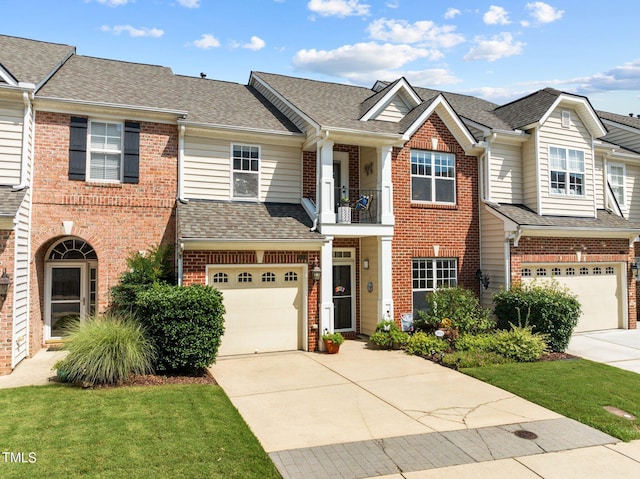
568,329,640,373
209,339,638,479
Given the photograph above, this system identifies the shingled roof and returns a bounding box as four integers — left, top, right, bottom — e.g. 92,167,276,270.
598,110,640,131
0,187,26,218
178,200,324,242
0,35,74,86
488,203,640,230
492,88,563,130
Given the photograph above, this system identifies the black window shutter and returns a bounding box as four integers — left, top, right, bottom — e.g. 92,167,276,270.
123,121,140,184
68,117,87,181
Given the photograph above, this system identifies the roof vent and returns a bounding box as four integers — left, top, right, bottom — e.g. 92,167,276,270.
629,113,634,117
200,73,206,79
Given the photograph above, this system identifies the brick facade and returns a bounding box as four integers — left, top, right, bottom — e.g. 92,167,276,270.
30,111,177,352
391,113,480,320
182,249,321,351
0,230,15,374
511,236,636,329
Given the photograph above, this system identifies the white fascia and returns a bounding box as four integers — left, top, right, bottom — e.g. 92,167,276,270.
402,95,476,151
359,77,421,122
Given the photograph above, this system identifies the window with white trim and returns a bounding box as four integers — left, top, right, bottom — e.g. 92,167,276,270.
412,258,457,313
89,121,123,181
608,163,625,206
549,146,585,196
232,144,259,199
410,150,456,203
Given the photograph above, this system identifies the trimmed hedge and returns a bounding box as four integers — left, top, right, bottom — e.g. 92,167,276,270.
492,281,581,352
135,284,225,372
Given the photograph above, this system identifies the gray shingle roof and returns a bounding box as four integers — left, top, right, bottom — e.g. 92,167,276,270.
492,88,562,130
178,200,324,241
489,203,640,230
0,35,74,85
36,55,180,112
0,187,26,217
171,76,301,133
598,110,640,131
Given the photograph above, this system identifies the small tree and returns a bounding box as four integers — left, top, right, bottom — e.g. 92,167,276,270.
492,280,581,352
110,244,174,314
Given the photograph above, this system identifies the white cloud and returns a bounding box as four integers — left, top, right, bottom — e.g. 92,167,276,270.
368,18,464,49
100,25,164,37
232,36,266,51
177,0,200,7
483,5,511,25
307,0,370,18
293,42,441,78
444,8,461,19
96,0,130,6
526,2,564,24
565,60,640,94
386,1,399,8
193,34,221,49
464,32,524,62
404,68,462,86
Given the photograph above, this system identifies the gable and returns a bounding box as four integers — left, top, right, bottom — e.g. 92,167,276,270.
360,77,421,122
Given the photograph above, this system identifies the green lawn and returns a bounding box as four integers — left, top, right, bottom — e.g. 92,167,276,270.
463,359,640,442
0,384,281,479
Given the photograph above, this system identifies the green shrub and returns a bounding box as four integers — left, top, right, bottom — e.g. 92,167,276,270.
322,331,345,345
454,333,497,352
369,320,409,349
414,287,494,335
110,244,174,314
405,332,448,356
135,283,225,372
441,350,514,369
54,313,155,386
492,281,581,352
490,326,548,362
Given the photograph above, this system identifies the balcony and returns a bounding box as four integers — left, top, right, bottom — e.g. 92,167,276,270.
334,188,380,224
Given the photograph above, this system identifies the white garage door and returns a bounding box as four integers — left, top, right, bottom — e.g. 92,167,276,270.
209,266,304,356
522,263,623,332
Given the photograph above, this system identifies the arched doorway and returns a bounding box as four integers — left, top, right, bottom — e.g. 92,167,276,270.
45,238,98,339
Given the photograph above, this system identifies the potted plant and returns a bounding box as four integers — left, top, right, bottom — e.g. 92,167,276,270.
322,330,345,354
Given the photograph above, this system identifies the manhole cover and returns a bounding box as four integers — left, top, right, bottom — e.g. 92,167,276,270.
514,430,538,440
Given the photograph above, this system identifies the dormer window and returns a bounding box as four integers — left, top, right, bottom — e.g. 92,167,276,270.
549,146,584,196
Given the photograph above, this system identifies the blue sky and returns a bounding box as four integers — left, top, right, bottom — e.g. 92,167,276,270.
3,0,640,114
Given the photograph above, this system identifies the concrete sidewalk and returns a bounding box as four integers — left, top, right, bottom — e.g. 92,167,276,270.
210,340,640,479
0,348,65,389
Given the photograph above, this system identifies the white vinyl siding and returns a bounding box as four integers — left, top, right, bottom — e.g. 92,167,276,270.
522,132,538,211
593,153,605,210
375,96,410,122
489,142,523,203
183,134,302,203
88,121,122,182
479,208,507,308
538,107,595,217
624,161,640,224
0,100,24,186
360,236,379,335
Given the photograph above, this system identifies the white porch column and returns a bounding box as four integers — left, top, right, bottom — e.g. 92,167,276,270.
319,236,334,347
318,139,336,224
378,146,394,225
378,235,394,321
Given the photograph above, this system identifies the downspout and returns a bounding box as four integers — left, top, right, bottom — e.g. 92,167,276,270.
602,148,612,212
13,91,33,191
485,133,497,203
177,124,186,202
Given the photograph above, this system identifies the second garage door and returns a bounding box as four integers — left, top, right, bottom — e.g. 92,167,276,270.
209,266,305,356
522,263,624,332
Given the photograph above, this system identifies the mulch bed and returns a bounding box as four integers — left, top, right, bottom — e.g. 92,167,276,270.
123,370,218,386
539,352,579,361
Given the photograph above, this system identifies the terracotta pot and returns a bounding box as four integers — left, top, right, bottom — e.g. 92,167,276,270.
323,339,341,354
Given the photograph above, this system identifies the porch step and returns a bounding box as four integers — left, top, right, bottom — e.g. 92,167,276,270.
45,339,66,351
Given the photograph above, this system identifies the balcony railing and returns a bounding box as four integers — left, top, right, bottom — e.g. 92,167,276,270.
334,188,380,224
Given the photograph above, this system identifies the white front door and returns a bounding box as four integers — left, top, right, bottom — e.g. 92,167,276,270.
46,263,87,339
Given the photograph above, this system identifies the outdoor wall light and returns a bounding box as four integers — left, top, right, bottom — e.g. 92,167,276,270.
0,269,11,301
475,268,490,290
631,262,639,278
312,263,322,282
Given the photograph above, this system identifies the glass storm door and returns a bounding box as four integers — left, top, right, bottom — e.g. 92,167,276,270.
49,265,86,337
333,264,354,331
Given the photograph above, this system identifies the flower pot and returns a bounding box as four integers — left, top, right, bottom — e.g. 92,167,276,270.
323,339,341,354
337,206,352,224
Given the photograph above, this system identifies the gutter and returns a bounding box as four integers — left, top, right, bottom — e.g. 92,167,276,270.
34,96,188,117
178,119,304,138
